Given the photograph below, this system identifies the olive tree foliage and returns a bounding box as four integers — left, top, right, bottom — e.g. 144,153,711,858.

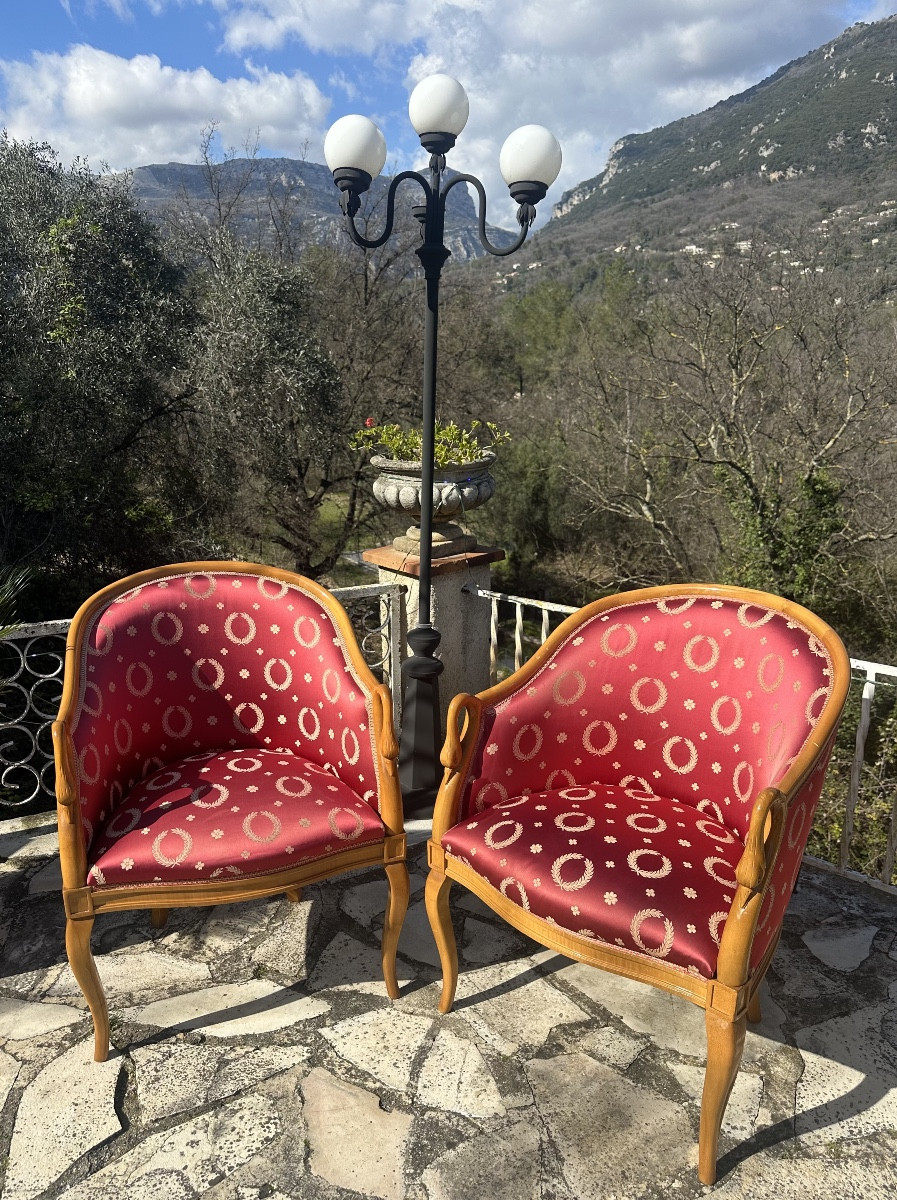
183,228,366,577
0,135,199,615
0,127,504,610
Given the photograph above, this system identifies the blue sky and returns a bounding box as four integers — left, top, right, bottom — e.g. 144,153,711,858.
1,1,893,227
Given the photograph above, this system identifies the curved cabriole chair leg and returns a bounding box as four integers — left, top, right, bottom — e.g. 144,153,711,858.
425,868,458,1014
382,861,410,998
150,908,169,929
66,916,110,1062
699,1007,748,1186
285,886,303,903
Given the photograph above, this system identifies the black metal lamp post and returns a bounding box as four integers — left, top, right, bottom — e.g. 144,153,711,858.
324,74,561,814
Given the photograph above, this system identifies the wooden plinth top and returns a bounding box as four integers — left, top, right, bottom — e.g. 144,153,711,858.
362,544,506,579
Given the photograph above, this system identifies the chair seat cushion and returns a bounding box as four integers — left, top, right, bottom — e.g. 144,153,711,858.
87,749,385,888
442,783,745,977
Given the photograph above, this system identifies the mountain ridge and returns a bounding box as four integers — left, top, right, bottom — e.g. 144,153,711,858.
129,155,516,263
537,16,897,261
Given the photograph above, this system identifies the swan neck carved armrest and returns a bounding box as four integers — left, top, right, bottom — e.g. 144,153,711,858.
735,787,787,895
373,683,404,837
374,684,399,770
51,719,89,890
52,721,78,809
433,693,483,844
717,786,787,988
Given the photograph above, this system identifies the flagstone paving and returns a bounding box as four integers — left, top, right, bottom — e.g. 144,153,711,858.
1,810,896,1199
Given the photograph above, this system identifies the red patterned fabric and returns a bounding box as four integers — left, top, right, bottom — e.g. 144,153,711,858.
460,596,833,842
444,783,744,978
87,749,385,888
70,570,382,859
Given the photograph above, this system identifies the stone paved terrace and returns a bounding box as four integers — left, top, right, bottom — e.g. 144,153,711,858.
0,812,896,1200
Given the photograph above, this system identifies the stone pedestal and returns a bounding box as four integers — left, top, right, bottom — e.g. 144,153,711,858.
362,543,505,730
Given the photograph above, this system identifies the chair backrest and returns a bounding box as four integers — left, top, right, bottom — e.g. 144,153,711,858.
63,565,383,848
462,589,840,844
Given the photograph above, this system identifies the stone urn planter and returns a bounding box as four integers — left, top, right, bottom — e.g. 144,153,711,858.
371,451,496,557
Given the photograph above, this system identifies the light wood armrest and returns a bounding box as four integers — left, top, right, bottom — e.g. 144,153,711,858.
735,787,787,895
717,787,787,987
374,685,399,774
432,694,483,843
52,719,90,888
370,683,404,836
52,720,79,809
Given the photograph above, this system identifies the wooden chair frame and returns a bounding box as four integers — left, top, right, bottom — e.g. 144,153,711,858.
53,562,409,1062
425,583,850,1186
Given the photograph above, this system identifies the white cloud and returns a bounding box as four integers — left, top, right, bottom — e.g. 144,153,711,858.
89,0,134,18
328,70,358,101
218,1,425,54
0,45,330,171
5,2,891,228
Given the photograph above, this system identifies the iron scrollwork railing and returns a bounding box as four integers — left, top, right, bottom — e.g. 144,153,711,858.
0,620,70,813
332,582,407,727
0,584,407,816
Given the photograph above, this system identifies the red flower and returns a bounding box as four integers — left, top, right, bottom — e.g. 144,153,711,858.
365,417,376,428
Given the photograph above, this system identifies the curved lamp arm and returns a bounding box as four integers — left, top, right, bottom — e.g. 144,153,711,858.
443,173,531,257
340,170,433,250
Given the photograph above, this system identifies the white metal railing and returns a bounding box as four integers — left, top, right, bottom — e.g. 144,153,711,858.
472,585,897,893
837,657,897,889
332,582,407,726
0,583,407,814
477,586,577,682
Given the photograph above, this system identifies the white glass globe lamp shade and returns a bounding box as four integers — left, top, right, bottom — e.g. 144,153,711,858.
323,114,387,180
499,124,562,190
408,74,469,153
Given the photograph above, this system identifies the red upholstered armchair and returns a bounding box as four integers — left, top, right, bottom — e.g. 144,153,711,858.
425,584,849,1186
53,562,408,1061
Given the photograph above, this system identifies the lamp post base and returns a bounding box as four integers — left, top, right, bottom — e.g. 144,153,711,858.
398,625,444,815
362,543,506,817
